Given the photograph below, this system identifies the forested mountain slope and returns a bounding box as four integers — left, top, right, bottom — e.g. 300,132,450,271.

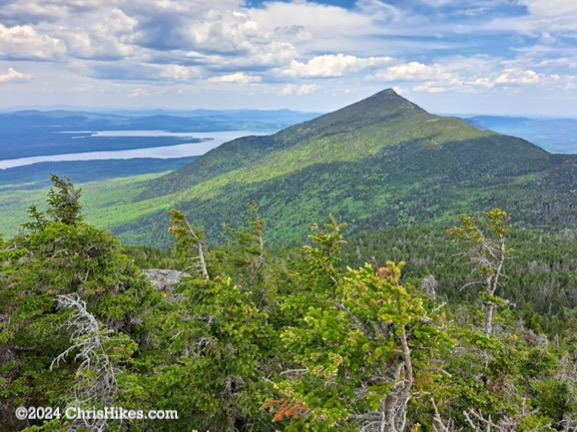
111,89,577,246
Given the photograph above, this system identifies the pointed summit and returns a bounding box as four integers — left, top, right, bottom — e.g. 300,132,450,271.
338,88,427,115
277,88,430,139
359,88,424,108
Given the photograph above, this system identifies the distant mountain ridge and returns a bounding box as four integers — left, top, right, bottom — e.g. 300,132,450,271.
102,88,577,246
0,108,318,131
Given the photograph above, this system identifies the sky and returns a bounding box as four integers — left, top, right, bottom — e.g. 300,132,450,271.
1,0,577,116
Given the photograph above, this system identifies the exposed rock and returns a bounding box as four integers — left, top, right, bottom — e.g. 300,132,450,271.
142,269,187,293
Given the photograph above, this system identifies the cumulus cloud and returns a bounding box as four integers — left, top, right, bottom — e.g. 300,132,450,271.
370,56,560,95
157,65,201,81
131,5,268,54
252,1,374,38
0,0,295,67
54,30,133,60
0,2,73,25
487,0,577,36
209,72,260,84
122,1,302,75
412,83,455,93
495,68,541,85
281,54,393,78
236,42,297,69
0,24,66,60
192,41,297,73
279,84,319,96
536,57,577,69
470,66,558,89
519,0,577,21
250,1,388,54
50,8,137,60
374,61,461,84
0,67,31,83
377,62,433,81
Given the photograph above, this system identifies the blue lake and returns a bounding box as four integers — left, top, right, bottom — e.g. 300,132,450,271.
0,130,266,170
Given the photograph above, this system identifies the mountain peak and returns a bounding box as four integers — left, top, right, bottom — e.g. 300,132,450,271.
286,88,428,135
352,88,427,114
375,88,403,97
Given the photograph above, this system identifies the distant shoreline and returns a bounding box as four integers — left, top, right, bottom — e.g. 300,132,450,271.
0,130,268,170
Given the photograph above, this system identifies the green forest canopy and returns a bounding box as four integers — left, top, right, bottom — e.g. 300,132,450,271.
2,176,577,431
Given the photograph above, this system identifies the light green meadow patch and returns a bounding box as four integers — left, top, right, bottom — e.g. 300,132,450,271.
0,173,171,238
0,187,48,237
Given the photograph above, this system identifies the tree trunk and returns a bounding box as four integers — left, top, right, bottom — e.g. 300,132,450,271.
182,218,209,280
196,241,209,280
378,325,413,432
483,302,495,336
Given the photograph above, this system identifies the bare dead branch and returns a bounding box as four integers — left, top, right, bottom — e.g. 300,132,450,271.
51,294,121,432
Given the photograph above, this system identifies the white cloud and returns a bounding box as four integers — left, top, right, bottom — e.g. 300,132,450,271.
280,84,319,96
487,0,577,35
535,57,577,69
520,0,577,21
0,2,72,25
0,67,31,82
281,54,393,78
250,1,387,54
130,3,270,55
471,77,495,88
415,0,456,6
412,83,453,93
199,41,297,71
0,24,66,60
371,57,560,95
55,29,133,60
241,42,297,68
127,87,150,98
0,0,298,69
157,65,201,81
495,67,541,85
355,0,405,23
376,62,431,81
374,61,460,83
540,32,556,45
252,1,373,36
51,8,137,60
209,72,260,84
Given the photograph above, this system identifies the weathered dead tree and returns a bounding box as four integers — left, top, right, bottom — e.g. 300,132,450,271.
51,294,121,432
431,398,553,432
347,324,414,432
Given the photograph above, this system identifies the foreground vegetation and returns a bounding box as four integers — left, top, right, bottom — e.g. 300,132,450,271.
2,177,577,431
